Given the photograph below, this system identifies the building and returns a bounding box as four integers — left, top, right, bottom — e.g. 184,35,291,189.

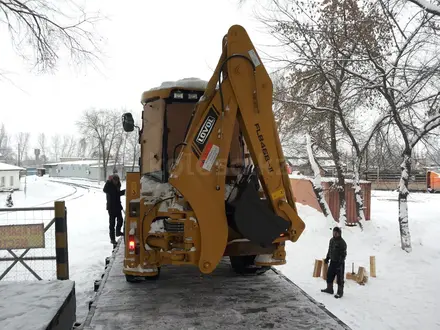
43,159,139,181
0,162,25,191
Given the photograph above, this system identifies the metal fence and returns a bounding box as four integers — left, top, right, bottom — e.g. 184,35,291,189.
0,201,69,281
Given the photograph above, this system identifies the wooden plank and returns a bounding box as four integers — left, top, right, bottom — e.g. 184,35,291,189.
313,259,323,277
370,256,376,277
356,266,366,284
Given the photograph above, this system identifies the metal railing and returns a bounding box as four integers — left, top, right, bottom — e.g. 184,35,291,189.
0,201,69,281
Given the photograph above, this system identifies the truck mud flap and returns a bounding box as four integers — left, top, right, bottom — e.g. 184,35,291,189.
228,173,290,247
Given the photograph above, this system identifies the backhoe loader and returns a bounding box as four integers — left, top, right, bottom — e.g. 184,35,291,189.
121,25,305,282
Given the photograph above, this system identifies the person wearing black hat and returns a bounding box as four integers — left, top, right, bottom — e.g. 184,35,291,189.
321,226,347,298
103,173,126,245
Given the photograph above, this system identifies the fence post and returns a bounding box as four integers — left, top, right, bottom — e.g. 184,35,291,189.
55,201,69,280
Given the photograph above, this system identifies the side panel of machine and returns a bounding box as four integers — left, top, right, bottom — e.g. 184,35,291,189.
124,171,141,273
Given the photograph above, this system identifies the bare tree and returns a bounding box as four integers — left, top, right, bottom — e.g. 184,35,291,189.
37,132,47,158
127,130,140,171
76,137,88,158
251,0,389,225
342,1,440,251
15,132,30,165
306,133,336,227
51,134,61,161
76,108,124,180
0,0,104,74
60,135,77,158
0,123,14,162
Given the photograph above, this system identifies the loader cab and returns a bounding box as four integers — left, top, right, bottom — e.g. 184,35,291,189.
122,78,248,184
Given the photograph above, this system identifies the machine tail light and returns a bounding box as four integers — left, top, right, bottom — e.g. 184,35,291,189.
128,235,135,251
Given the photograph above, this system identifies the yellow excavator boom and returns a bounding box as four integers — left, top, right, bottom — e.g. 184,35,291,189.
168,25,305,274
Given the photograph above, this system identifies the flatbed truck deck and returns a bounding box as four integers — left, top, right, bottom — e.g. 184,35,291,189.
81,240,350,330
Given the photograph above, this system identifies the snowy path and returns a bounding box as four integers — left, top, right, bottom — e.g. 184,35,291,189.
277,190,440,330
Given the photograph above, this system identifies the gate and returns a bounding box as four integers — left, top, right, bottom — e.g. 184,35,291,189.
0,201,69,281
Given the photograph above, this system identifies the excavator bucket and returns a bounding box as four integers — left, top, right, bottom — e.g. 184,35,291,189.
227,170,290,248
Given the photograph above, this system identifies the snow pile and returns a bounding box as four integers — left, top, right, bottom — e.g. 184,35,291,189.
141,176,173,198
148,77,208,91
149,219,165,233
277,190,440,330
0,280,74,330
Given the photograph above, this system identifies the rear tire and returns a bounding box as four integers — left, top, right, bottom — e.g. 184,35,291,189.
229,255,271,275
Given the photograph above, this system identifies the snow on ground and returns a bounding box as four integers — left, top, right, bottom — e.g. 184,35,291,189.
277,189,440,330
0,176,126,323
0,280,74,330
0,176,75,209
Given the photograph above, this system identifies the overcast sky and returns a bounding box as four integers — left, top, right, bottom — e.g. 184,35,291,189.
0,0,280,148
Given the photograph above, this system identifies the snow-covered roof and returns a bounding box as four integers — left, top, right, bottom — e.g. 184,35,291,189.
0,162,25,171
148,77,208,91
45,160,100,166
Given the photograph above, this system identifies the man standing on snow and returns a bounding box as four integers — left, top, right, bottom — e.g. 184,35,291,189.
321,227,347,298
103,174,125,245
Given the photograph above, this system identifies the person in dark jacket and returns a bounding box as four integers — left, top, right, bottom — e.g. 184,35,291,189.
321,226,347,298
103,174,125,244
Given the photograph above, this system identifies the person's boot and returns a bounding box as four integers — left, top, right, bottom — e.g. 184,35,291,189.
110,232,117,245
335,284,344,298
321,282,334,294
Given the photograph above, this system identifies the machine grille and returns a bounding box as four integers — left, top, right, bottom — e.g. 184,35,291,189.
164,219,184,232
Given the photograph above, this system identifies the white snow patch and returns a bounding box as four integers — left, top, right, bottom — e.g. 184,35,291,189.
148,77,208,91
123,265,158,273
255,254,278,263
0,280,74,330
227,238,250,245
140,176,174,199
289,174,370,184
149,219,165,233
276,191,440,330
306,134,335,225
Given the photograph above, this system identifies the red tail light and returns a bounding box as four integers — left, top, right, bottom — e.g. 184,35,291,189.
128,235,135,251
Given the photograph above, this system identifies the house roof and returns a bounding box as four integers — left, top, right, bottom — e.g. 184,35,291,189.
0,162,25,171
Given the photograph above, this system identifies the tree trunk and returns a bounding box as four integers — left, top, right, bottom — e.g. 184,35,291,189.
329,114,347,226
306,134,335,226
352,156,365,230
399,152,412,252
101,145,107,180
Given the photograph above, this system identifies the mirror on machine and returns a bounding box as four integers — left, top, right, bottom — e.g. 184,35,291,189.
122,113,135,132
